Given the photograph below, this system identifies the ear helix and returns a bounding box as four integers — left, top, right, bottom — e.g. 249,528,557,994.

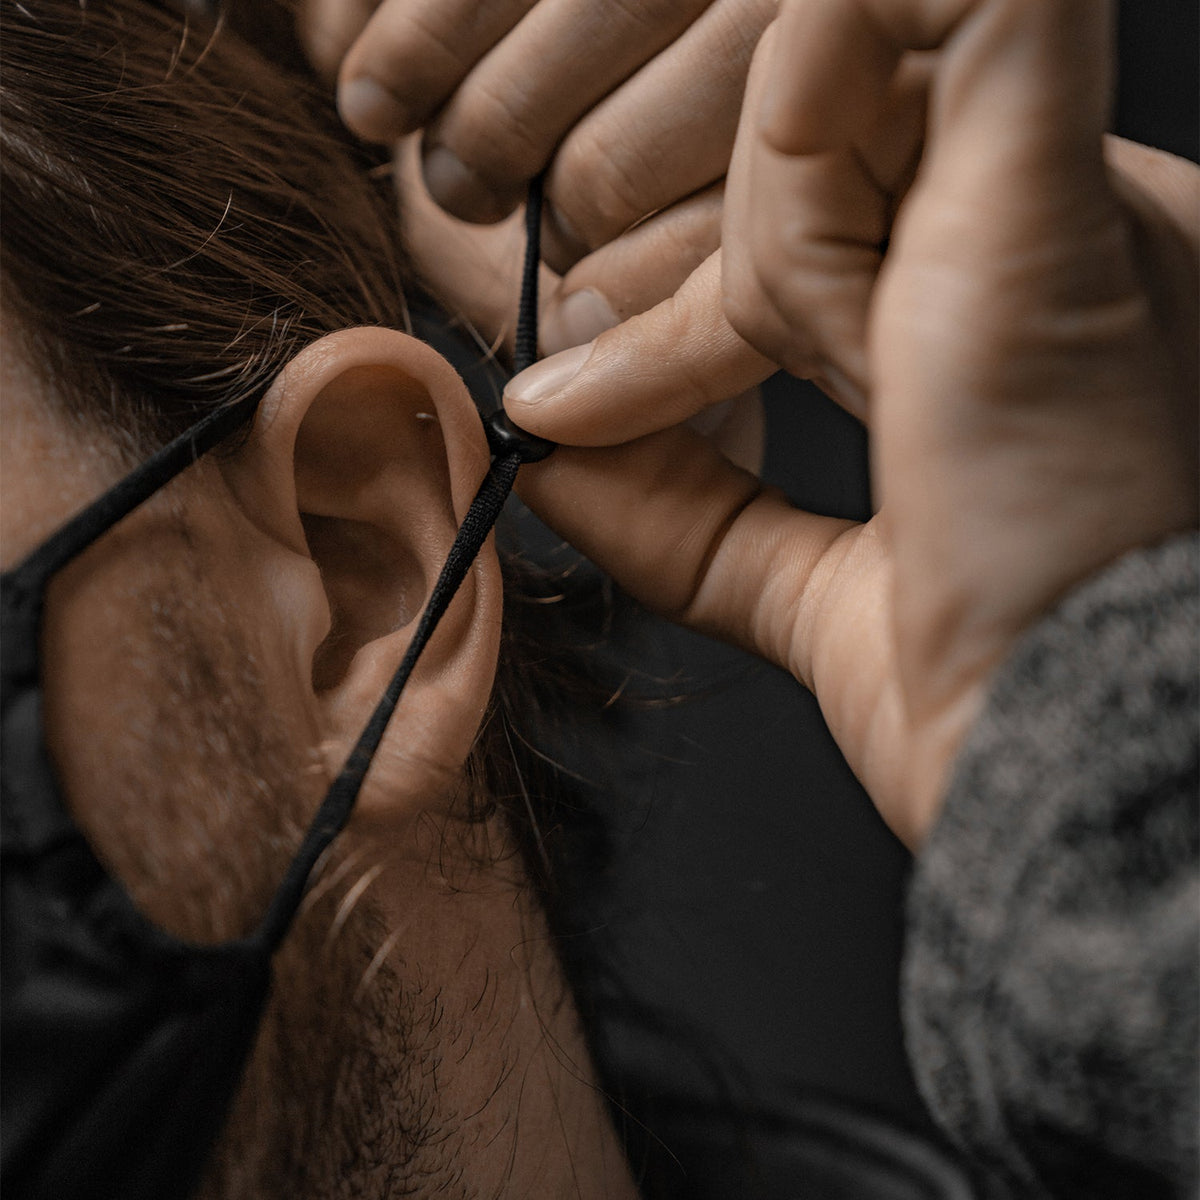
256,173,556,951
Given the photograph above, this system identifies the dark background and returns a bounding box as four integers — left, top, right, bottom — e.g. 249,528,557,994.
550,5,1197,1194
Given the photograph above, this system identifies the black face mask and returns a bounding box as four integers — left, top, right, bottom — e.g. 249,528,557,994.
1,185,551,1200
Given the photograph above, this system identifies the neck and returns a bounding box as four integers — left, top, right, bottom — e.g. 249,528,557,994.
205,812,639,1200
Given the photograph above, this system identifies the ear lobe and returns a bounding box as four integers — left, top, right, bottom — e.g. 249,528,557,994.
221,327,502,822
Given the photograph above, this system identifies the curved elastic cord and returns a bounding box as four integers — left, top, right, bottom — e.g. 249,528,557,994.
256,446,522,948
486,172,556,462
257,175,557,951
512,172,544,376
0,397,261,687
3,397,259,598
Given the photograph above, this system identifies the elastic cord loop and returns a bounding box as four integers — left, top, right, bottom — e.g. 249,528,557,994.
512,171,545,376
1,396,260,688
1,396,259,598
258,173,554,950
256,447,522,949
485,171,556,463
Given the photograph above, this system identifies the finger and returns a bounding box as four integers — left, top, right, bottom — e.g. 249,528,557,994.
871,1,1122,421
418,0,710,223
926,1,1112,191
858,3,1172,719
401,135,762,465
504,251,776,445
519,424,922,840
723,20,926,410
759,0,906,155
400,169,760,465
337,0,534,146
400,139,724,361
760,1,1112,235
297,0,379,82
688,388,766,476
402,135,730,384
1104,136,1200,406
724,20,881,404
514,426,861,688
1105,136,1200,253
540,0,775,263
539,183,723,355
394,138,556,354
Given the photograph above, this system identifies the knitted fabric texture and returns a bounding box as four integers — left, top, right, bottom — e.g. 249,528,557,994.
903,533,1199,1199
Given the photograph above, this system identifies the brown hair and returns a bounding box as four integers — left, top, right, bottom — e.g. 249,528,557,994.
2,3,617,1190
0,0,602,882
1,0,408,454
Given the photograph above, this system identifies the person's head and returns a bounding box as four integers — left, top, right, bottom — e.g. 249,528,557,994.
1,2,608,1195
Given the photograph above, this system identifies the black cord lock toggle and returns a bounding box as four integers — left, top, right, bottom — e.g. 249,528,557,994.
480,170,556,465
485,409,556,463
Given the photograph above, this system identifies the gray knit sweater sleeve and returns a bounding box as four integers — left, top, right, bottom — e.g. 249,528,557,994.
902,533,1199,1199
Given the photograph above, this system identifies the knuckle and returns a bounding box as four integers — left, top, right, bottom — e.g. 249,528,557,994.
660,199,722,275
554,127,663,250
604,0,694,36
723,244,816,377
440,76,547,184
355,13,464,120
722,239,771,347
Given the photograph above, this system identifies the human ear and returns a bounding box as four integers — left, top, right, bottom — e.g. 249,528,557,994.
219,327,502,823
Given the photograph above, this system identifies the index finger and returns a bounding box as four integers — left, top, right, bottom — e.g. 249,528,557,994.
503,251,776,445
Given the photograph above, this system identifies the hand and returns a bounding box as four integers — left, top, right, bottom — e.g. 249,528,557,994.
502,0,1199,846
298,0,774,277
392,138,731,361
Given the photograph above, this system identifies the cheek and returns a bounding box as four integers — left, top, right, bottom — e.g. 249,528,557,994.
0,423,122,570
40,503,323,944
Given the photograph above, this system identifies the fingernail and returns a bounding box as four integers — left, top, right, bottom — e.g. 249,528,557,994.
505,343,592,410
543,202,590,262
338,78,408,141
422,145,479,209
540,288,618,356
422,145,516,223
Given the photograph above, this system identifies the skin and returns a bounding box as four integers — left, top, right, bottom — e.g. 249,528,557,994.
0,317,638,1198
8,1,1193,1189
480,0,1199,847
298,0,778,347
388,138,767,472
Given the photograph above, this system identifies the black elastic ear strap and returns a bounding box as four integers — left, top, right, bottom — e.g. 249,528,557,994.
512,172,544,375
1,397,260,685
5,397,260,596
257,175,556,951
484,171,557,458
